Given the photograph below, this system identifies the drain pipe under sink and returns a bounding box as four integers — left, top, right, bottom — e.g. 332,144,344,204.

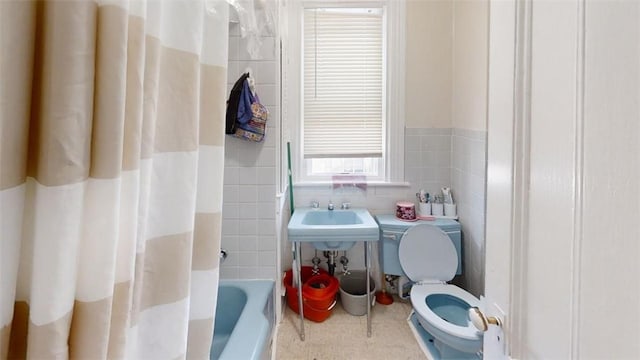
323,250,339,276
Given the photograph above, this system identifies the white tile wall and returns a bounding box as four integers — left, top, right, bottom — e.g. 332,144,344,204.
290,127,488,297
292,184,413,281
405,127,487,297
221,23,280,281
221,24,488,297
451,128,487,297
290,127,451,275
404,128,453,198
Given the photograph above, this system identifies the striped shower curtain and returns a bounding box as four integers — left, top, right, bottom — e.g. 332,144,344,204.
0,0,228,358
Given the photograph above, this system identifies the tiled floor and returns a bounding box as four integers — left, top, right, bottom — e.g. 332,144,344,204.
275,295,427,360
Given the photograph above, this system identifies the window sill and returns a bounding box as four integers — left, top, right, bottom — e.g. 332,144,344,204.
293,181,410,188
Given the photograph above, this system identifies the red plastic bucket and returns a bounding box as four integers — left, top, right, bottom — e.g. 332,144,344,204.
284,266,339,322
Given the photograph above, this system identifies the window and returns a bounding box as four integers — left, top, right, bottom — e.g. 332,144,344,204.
284,0,405,183
303,8,384,160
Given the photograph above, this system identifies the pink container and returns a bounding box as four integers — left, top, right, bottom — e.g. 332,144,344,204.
395,201,417,221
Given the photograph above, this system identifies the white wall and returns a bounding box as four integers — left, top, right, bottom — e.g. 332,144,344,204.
452,0,489,132
405,0,452,129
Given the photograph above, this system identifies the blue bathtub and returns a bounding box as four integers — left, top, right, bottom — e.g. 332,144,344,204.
210,280,275,360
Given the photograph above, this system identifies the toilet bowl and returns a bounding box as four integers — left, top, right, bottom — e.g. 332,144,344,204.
399,224,483,358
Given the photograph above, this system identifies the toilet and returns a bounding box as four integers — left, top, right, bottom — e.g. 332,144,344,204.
399,224,483,359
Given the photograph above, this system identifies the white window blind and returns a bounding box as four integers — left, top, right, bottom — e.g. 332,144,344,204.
303,8,384,159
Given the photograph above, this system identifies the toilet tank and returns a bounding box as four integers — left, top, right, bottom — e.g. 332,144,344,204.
375,215,462,277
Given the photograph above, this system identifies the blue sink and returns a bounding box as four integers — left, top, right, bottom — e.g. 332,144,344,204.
287,208,379,250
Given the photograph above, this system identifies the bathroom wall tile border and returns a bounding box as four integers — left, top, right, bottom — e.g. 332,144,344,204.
452,127,487,141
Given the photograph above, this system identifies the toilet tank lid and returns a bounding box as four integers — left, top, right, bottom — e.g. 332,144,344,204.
375,215,461,233
398,224,457,282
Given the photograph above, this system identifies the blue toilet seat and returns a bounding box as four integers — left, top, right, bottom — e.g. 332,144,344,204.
399,224,482,351
411,283,481,341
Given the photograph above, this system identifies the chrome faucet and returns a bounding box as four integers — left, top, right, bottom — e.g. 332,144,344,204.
341,202,351,210
311,201,320,209
327,200,335,211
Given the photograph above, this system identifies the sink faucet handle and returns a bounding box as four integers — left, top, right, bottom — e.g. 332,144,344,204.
341,202,351,210
327,200,335,211
311,201,320,208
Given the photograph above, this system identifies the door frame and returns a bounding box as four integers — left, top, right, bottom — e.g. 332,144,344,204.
484,0,533,357
485,0,587,357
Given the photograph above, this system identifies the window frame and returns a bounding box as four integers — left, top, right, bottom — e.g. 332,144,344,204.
283,0,406,185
